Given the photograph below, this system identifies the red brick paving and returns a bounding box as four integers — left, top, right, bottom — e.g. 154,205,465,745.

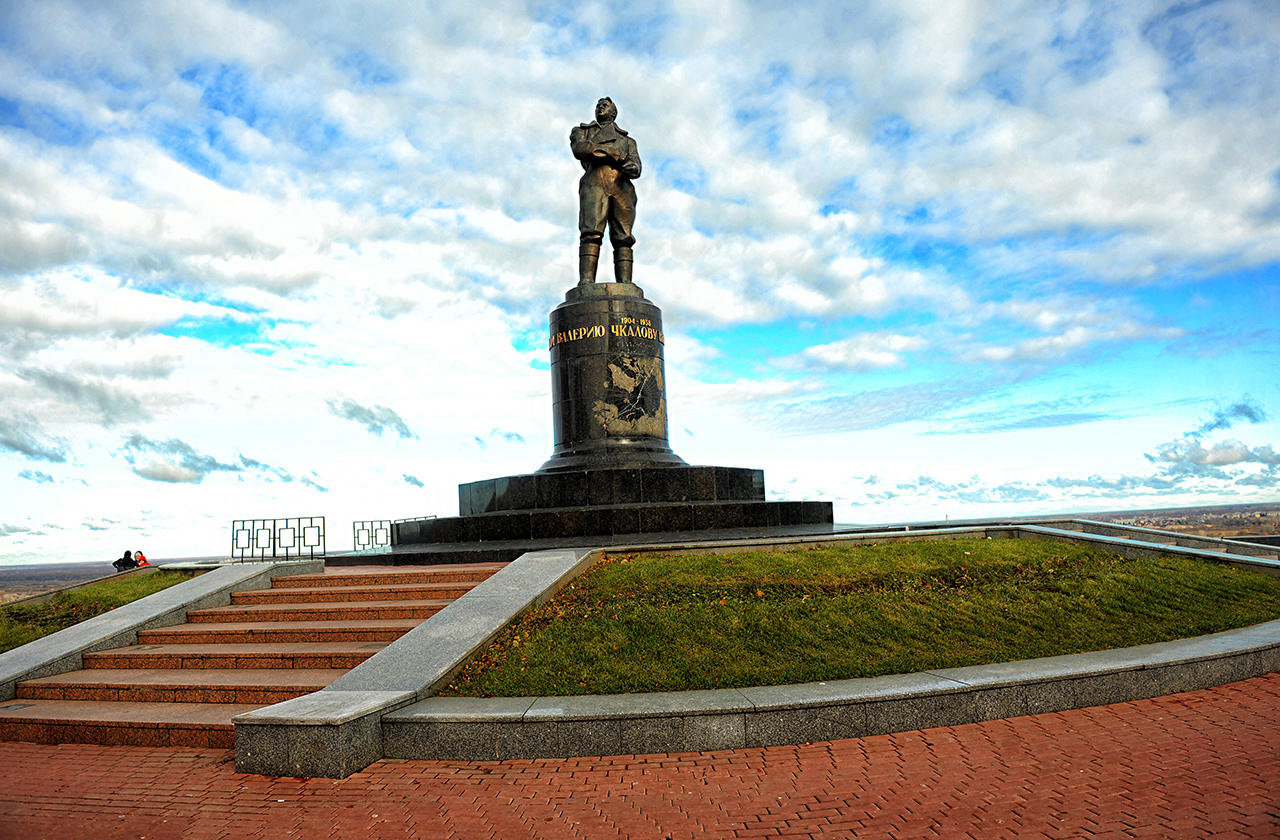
2,672,1278,839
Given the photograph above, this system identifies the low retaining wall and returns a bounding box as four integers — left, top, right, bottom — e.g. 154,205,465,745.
383,619,1280,761
232,523,1280,777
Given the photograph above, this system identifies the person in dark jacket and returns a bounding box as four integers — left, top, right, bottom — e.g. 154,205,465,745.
112,550,136,572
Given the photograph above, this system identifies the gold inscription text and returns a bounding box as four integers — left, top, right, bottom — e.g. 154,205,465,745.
549,324,606,348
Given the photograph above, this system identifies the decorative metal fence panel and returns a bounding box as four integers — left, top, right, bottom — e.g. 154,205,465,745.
352,520,392,551
231,517,326,561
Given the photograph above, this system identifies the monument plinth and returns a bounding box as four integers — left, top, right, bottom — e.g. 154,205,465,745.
542,282,685,472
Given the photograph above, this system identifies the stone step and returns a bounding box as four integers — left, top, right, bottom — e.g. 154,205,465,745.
185,598,450,623
0,561,509,751
0,699,259,748
83,641,388,670
230,581,481,605
17,668,343,705
137,618,424,645
271,563,506,588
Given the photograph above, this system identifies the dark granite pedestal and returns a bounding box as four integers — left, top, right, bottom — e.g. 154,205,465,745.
390,464,832,559
380,282,833,565
542,282,683,471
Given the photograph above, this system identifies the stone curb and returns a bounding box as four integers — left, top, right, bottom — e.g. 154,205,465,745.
0,560,324,702
234,523,1280,776
380,523,1280,761
382,618,1280,761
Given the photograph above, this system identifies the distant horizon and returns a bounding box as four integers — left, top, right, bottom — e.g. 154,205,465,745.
2,497,1276,569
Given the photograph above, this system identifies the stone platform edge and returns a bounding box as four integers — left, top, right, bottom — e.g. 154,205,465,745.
235,522,1280,777
0,559,325,702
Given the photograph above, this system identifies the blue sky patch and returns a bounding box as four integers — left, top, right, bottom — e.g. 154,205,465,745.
0,96,94,146
341,50,398,86
872,115,914,147
184,62,262,127
160,318,267,348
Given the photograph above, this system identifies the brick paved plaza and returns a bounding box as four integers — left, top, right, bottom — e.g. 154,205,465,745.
2,672,1277,839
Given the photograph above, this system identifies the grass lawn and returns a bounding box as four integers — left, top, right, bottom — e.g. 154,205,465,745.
440,537,1280,698
0,571,203,655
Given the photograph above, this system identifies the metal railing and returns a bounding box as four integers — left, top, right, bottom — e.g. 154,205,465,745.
231,516,326,561
352,520,392,551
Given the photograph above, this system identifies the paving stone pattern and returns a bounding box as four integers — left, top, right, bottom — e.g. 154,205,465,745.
2,672,1277,839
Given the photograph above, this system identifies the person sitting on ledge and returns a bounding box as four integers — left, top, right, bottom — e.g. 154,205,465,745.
112,550,136,572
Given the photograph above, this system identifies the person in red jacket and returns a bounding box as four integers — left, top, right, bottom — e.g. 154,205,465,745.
135,550,150,567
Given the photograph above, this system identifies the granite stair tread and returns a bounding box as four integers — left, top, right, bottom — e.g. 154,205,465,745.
230,581,482,604
83,641,388,670
185,599,451,623
274,563,507,588
0,700,263,748
137,618,426,644
17,668,345,703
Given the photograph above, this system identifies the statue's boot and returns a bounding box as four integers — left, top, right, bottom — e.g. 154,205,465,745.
613,246,633,284
578,242,601,285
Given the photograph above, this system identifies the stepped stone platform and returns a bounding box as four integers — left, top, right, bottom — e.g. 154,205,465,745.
0,563,504,749
381,464,834,566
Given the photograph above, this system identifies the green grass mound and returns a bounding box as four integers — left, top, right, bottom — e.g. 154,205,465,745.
441,538,1280,698
0,571,202,655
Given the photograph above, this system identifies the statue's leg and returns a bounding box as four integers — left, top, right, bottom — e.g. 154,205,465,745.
608,185,637,284
579,241,601,285
613,245,633,284
579,181,608,285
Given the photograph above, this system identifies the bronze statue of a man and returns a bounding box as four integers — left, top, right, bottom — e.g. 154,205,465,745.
571,97,641,285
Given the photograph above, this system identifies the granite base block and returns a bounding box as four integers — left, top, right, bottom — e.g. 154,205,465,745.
432,721,498,761
619,715,685,755
236,715,384,779
745,704,866,748
495,721,562,760
459,465,767,515
394,500,833,548
863,691,975,736
683,713,748,752
558,718,621,757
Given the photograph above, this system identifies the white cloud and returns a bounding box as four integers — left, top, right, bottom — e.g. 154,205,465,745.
787,332,926,372
1,0,1278,563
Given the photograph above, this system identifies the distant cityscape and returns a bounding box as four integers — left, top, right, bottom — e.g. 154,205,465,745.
1086,501,1280,538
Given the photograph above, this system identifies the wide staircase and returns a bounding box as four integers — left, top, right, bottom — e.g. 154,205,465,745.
0,563,505,749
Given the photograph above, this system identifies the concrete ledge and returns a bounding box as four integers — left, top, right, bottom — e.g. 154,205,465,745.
235,690,415,778
383,618,1280,760
0,559,323,702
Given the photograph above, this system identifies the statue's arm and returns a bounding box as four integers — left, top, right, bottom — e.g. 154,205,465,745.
621,137,641,179
570,126,596,161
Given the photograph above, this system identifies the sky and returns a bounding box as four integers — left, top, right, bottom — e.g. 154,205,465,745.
1,0,1278,566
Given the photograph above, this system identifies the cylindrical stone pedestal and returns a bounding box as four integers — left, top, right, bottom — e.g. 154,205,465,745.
539,282,687,472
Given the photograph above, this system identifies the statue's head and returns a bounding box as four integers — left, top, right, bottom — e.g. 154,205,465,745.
595,97,617,123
